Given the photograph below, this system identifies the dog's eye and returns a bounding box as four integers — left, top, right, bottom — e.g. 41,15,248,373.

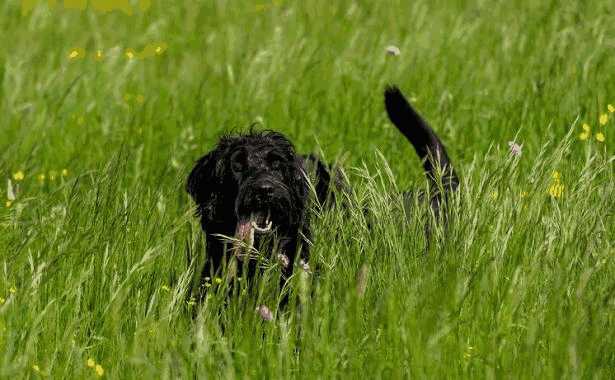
268,153,284,169
271,160,281,169
231,151,246,173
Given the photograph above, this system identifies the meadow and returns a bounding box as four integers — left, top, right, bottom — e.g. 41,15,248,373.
1,0,614,378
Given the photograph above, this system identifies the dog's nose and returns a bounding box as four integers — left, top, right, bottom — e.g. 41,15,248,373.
254,183,274,202
258,183,273,194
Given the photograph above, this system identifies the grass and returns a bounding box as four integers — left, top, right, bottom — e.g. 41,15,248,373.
1,0,614,378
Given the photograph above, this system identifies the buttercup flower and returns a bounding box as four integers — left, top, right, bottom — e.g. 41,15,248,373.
5,201,12,208
582,123,591,132
595,132,605,142
578,132,589,141
608,104,614,113
9,286,16,294
32,364,40,372
87,358,95,368
95,364,104,377
68,48,85,60
13,171,24,181
599,113,608,126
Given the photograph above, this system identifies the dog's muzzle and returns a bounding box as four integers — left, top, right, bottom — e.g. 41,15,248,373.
233,178,290,259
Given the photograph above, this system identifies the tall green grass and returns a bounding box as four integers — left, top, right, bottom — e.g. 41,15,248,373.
1,0,613,378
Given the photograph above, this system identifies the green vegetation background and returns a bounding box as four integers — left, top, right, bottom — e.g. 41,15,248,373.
0,0,613,378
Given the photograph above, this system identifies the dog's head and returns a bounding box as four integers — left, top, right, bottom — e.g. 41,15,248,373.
186,131,309,252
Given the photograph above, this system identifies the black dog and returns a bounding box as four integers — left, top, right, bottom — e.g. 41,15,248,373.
186,86,458,298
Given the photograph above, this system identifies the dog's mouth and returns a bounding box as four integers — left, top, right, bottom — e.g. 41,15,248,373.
233,210,273,259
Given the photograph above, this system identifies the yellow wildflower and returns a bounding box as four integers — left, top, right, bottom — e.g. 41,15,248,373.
520,191,528,198
578,132,589,141
62,169,69,177
154,43,168,55
595,132,605,142
582,123,591,132
13,171,25,181
95,364,104,377
548,183,564,198
86,358,95,368
37,173,46,183
125,49,135,60
32,364,40,372
609,104,615,113
0,297,5,304
599,113,608,126
5,201,12,208
68,48,85,60
9,286,16,294
214,277,223,284
552,171,560,180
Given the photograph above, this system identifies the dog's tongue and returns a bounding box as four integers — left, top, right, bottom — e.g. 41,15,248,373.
233,217,255,260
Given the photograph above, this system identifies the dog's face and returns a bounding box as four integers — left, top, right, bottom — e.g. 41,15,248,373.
187,131,309,254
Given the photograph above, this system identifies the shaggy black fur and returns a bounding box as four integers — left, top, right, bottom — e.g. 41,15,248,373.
186,130,336,299
186,85,458,299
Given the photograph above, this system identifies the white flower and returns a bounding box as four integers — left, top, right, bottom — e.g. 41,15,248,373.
385,45,401,56
299,259,311,273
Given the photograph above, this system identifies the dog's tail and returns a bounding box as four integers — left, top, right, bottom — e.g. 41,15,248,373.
384,85,459,215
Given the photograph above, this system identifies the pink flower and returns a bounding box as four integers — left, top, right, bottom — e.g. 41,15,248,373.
277,254,290,269
508,141,522,157
256,305,273,321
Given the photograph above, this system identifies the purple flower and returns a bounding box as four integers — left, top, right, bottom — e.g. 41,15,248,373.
508,141,522,157
256,305,273,321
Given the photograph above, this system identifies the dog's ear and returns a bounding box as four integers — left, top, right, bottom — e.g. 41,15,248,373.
186,151,221,214
301,154,332,206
